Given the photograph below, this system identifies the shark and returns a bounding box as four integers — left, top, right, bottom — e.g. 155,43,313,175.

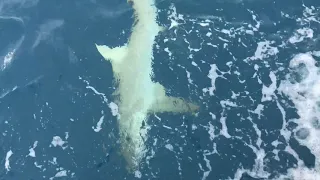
95,0,199,172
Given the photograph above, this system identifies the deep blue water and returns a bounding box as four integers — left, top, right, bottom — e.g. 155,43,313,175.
0,0,320,179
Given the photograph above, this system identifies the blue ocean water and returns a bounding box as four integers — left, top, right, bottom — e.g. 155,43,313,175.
0,0,320,179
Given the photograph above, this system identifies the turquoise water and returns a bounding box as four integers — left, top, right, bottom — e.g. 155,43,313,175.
0,0,320,179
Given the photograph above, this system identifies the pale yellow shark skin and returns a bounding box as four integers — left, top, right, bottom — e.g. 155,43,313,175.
95,0,199,172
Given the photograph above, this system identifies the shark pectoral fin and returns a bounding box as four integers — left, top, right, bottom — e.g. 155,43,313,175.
150,83,199,114
95,43,127,65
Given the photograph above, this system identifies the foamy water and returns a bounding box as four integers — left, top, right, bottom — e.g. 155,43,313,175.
278,54,320,180
0,0,319,179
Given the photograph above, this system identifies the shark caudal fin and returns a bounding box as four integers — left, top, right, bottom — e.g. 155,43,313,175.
150,82,199,113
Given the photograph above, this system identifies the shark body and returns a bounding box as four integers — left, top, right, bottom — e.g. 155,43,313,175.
95,0,199,171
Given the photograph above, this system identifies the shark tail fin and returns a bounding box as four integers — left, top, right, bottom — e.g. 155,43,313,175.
95,44,128,65
150,83,199,114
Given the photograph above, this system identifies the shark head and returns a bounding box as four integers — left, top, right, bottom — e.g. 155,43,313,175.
95,0,199,172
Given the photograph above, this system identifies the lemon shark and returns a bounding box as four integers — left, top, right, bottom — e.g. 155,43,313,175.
95,0,199,171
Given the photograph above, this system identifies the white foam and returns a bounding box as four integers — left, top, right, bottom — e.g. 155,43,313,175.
51,136,67,149
79,77,108,103
218,36,230,42
5,150,13,171
108,102,119,116
300,5,320,24
207,121,216,141
203,64,219,96
278,53,320,179
50,170,67,180
289,28,314,44
312,51,320,57
163,125,172,130
199,22,210,27
252,104,264,118
134,170,142,178
0,86,18,99
164,47,172,57
261,71,277,102
231,91,240,99
202,150,215,180
93,115,104,132
220,100,238,108
221,29,231,35
248,41,279,60
34,162,42,169
206,42,218,48
219,112,231,138
248,10,261,31
186,70,193,84
1,35,25,71
27,141,38,157
167,4,180,30
2,50,15,70
165,144,174,151
65,132,69,140
55,170,67,177
49,157,58,165
245,30,254,35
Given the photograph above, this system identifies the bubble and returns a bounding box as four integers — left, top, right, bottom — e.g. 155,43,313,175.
296,127,310,140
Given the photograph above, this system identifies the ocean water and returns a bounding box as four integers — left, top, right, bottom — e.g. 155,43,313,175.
0,0,320,179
